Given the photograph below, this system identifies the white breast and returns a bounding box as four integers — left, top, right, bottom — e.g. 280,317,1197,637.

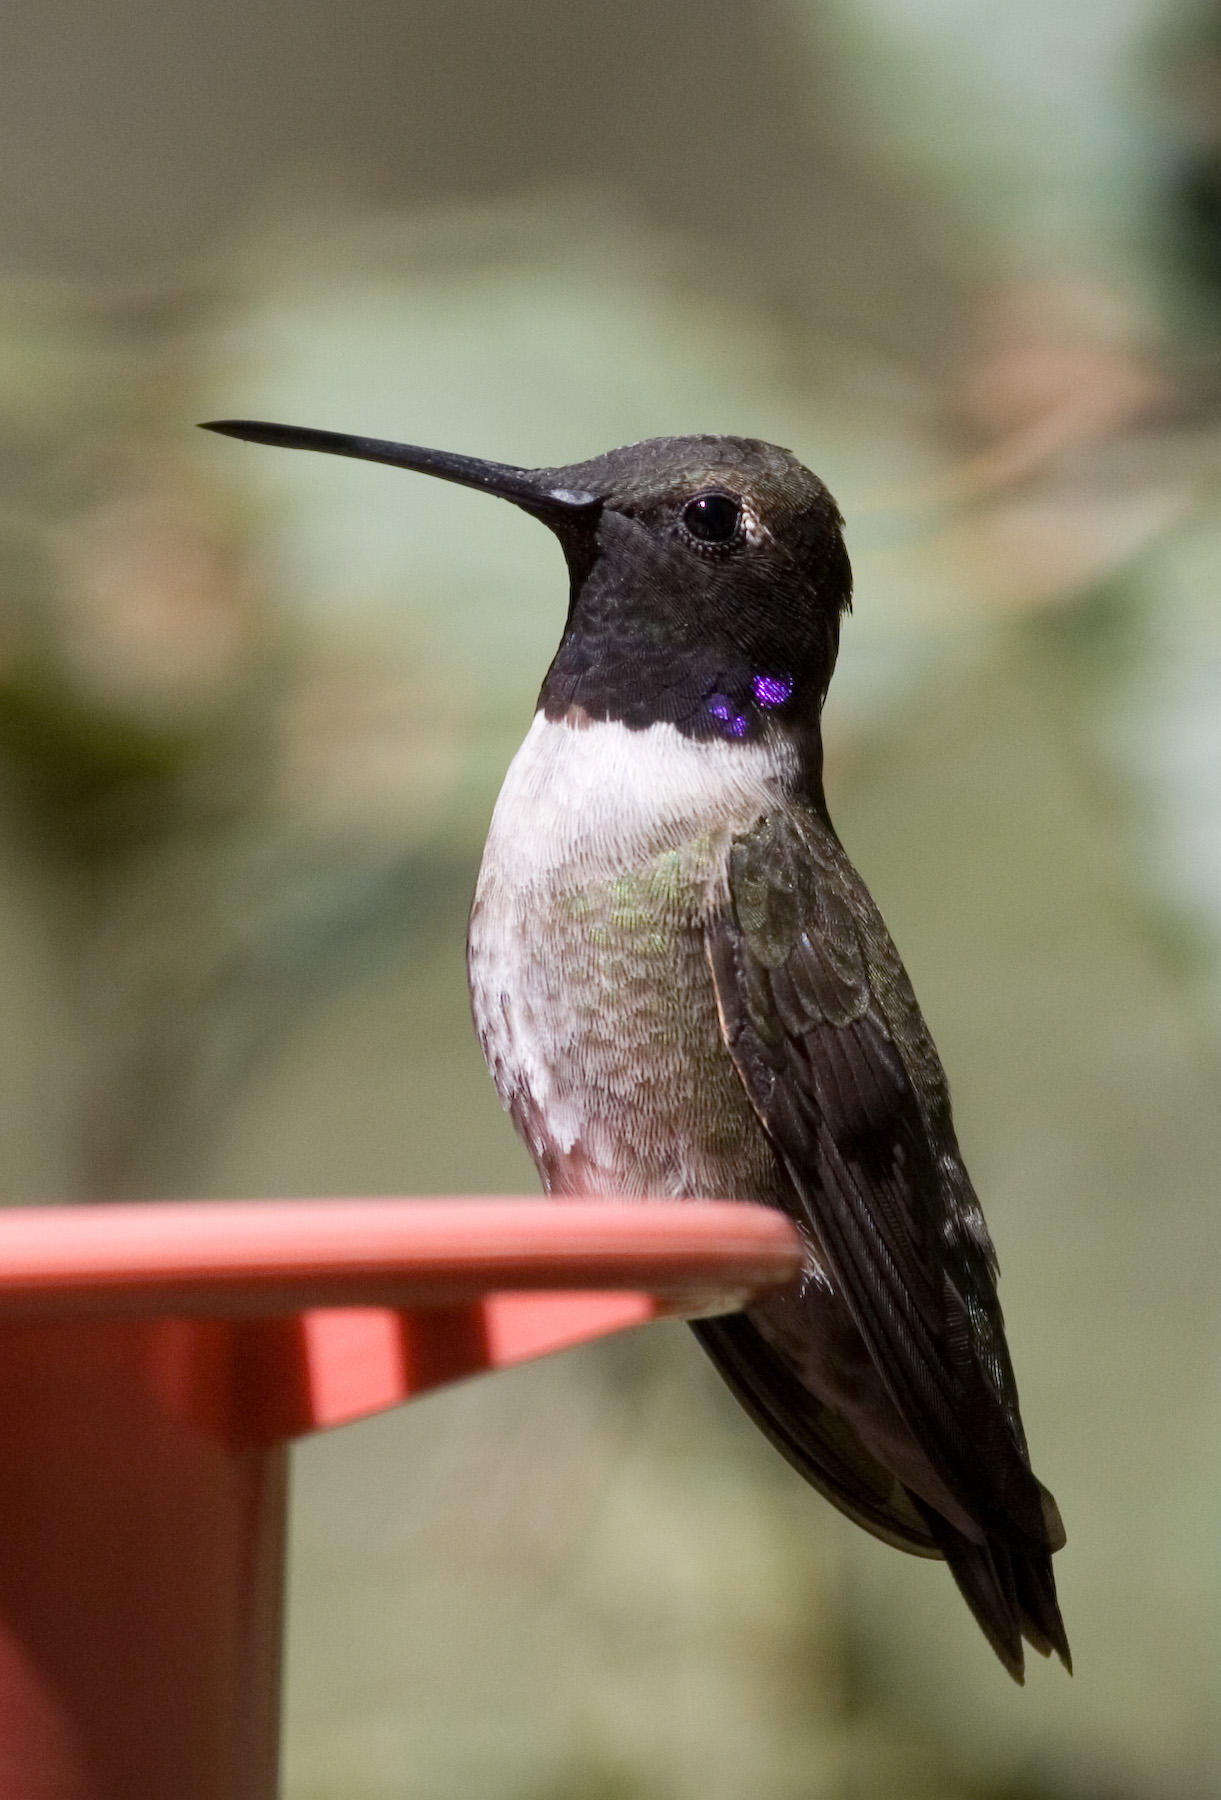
474,710,799,895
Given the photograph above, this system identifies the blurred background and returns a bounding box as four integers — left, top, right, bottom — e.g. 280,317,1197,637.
1,0,1219,1794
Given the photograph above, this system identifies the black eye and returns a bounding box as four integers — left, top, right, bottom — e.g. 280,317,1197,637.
680,490,744,548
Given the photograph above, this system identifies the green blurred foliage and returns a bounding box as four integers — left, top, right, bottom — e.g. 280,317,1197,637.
1,1,1220,1796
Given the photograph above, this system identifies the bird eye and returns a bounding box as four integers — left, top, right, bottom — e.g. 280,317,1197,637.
680,490,744,549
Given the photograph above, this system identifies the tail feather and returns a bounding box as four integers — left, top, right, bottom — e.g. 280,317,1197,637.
916,1500,1072,1682
1013,1542,1073,1673
693,1313,1071,1683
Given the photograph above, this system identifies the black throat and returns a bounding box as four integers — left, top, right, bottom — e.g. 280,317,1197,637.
538,509,847,758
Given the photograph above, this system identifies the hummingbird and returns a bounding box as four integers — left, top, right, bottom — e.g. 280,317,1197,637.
204,418,1070,1681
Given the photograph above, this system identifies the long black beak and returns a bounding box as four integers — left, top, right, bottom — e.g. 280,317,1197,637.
201,420,601,524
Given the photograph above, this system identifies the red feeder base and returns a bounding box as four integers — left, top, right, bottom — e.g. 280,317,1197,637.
0,1199,801,1799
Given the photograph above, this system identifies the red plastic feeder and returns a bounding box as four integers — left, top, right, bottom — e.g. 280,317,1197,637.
0,1197,802,1799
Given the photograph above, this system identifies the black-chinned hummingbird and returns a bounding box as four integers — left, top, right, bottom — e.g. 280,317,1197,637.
204,417,1069,1681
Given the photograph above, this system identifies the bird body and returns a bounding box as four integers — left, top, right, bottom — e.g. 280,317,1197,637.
206,417,1070,1682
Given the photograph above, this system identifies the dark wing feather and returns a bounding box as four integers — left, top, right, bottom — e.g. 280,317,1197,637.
691,1309,939,1556
707,804,1064,1557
